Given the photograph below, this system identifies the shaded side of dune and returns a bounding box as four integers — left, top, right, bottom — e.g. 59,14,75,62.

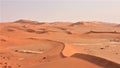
85,31,120,34
71,53,120,68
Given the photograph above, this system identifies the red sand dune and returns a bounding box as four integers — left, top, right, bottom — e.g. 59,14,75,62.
23,42,120,68
0,20,120,68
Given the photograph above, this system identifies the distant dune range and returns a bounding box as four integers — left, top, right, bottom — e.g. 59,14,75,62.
0,19,120,68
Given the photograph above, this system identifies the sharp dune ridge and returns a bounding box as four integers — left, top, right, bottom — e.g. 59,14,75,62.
23,41,120,68
51,42,120,68
0,19,120,68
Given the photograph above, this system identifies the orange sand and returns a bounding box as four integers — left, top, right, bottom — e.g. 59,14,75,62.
0,19,120,68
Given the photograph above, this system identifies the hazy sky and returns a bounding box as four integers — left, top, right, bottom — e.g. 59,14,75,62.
0,0,120,23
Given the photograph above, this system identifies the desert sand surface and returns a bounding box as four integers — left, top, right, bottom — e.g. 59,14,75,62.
0,19,120,68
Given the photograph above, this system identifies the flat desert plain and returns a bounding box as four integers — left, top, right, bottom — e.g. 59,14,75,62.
0,19,120,68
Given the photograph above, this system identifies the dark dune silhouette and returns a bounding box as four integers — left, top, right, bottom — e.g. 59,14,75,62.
14,19,45,25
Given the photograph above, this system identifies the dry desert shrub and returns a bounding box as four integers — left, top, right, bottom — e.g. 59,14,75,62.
26,29,36,33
